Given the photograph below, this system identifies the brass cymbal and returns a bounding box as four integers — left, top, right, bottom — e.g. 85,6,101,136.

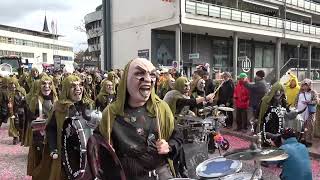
224,148,288,161
218,107,235,112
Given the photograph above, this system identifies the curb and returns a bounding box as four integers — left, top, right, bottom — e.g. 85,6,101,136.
220,129,320,159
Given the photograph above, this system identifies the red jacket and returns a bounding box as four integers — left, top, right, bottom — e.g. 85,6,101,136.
233,80,249,109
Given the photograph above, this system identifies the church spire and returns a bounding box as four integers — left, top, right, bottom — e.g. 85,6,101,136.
43,14,49,32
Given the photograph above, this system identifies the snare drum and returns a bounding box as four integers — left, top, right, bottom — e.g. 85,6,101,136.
196,157,242,179
220,172,258,180
61,116,95,179
30,118,47,132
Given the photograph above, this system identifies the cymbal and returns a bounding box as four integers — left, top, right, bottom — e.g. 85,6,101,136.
224,148,287,161
218,107,235,112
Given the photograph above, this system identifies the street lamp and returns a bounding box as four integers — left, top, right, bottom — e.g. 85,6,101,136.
297,44,300,79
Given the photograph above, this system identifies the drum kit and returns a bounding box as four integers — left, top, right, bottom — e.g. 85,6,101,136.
176,105,231,153
177,132,288,180
175,103,289,180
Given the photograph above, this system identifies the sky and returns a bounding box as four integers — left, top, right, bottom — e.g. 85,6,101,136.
0,0,102,52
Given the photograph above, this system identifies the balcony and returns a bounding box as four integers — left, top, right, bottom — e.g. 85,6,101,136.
282,0,320,13
185,0,320,37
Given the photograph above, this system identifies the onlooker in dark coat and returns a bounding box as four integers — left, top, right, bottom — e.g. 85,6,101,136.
217,72,234,128
244,70,268,132
234,73,250,132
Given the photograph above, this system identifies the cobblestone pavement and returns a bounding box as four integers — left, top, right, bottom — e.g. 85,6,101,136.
0,124,319,179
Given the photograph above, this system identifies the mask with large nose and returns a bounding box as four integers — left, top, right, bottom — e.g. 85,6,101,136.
126,58,156,107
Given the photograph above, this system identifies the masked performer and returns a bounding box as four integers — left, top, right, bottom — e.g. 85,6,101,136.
24,68,40,93
95,80,116,111
84,74,96,100
164,77,214,115
26,75,58,176
0,74,9,127
97,58,183,180
32,75,94,180
7,76,26,144
53,74,62,96
258,83,287,147
94,73,102,94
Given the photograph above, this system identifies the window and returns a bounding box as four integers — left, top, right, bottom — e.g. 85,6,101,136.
0,36,6,43
15,39,23,45
264,47,274,68
255,47,263,67
8,38,14,44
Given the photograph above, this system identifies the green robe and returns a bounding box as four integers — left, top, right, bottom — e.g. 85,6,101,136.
99,60,176,176
32,75,94,180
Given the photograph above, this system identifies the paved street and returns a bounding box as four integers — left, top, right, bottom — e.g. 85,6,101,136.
0,123,319,179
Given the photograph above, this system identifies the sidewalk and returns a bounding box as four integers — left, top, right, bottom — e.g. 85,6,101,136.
220,128,320,159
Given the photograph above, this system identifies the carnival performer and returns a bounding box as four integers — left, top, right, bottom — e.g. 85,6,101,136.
95,80,116,111
0,73,9,127
295,79,318,147
53,73,62,96
258,83,287,147
24,67,40,93
26,75,58,176
32,75,94,180
284,73,300,107
84,73,96,100
158,74,175,99
6,76,26,145
164,76,214,115
98,58,183,180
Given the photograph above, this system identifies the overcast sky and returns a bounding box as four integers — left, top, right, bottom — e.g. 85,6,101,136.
0,0,102,52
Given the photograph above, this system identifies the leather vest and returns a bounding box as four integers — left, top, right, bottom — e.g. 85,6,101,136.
111,106,166,175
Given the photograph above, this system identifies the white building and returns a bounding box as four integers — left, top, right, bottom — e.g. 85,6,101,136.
84,5,103,68
109,0,320,81
0,23,74,66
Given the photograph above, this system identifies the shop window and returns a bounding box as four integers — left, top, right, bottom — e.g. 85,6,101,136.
264,48,274,68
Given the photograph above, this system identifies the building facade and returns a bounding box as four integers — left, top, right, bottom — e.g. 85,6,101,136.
84,5,103,68
0,24,74,66
109,0,320,81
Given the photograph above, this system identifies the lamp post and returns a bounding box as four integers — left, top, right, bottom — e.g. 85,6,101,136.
297,43,300,79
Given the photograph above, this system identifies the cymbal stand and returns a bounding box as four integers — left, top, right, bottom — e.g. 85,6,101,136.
251,132,263,180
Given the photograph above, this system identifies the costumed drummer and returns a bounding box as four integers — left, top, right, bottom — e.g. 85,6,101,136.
26,75,58,176
163,76,215,115
6,76,26,145
98,58,183,180
95,80,116,111
258,82,288,147
32,75,94,180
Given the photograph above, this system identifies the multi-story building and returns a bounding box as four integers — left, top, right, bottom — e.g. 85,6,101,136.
84,5,103,68
108,0,320,80
0,23,74,66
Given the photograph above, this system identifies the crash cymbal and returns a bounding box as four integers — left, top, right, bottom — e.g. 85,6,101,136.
224,148,287,161
218,107,235,112
259,153,289,161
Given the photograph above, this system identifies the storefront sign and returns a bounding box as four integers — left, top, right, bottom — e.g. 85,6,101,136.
240,56,251,73
138,49,149,60
189,53,200,59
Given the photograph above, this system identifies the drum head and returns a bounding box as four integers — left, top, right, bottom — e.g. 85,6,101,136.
196,157,242,178
62,117,92,179
221,172,258,180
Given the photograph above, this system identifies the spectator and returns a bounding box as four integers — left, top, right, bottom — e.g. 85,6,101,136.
217,72,234,128
244,70,268,132
234,73,250,132
295,79,318,147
